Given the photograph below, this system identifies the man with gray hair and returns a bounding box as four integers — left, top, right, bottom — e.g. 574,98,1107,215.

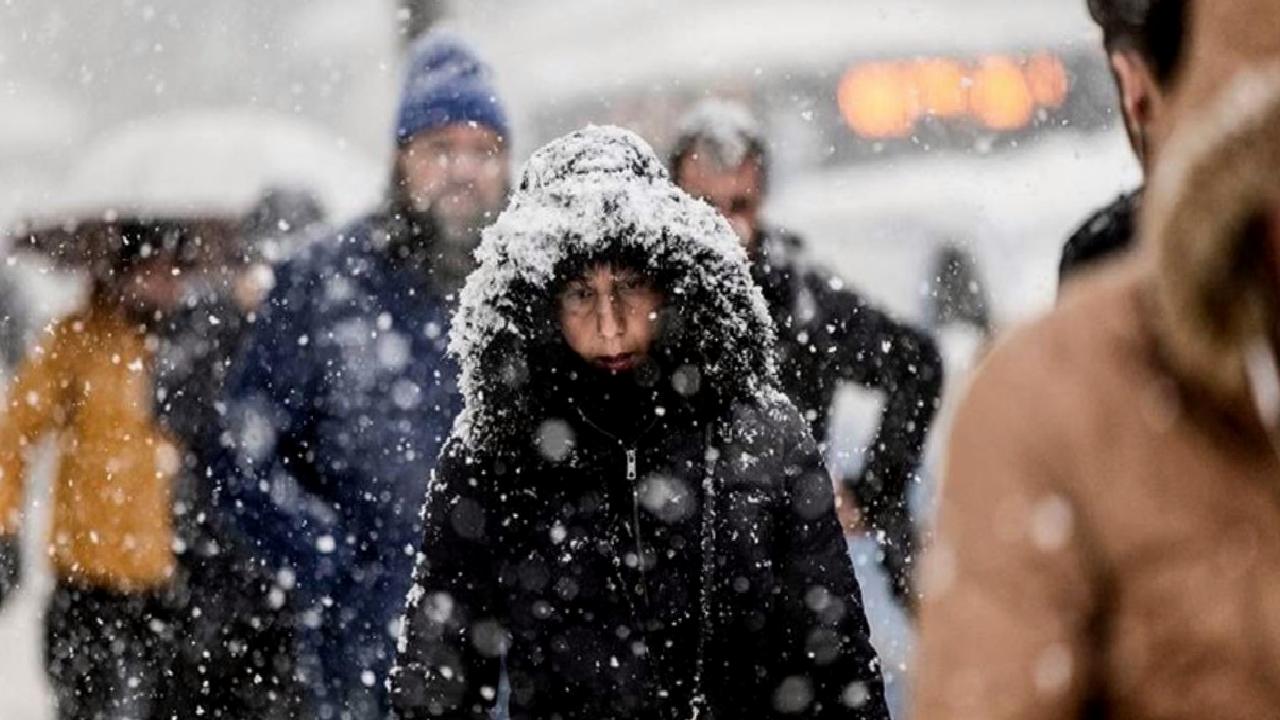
671,99,944,610
1058,0,1188,285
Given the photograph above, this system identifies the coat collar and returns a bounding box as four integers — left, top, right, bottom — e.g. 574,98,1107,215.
1142,68,1280,433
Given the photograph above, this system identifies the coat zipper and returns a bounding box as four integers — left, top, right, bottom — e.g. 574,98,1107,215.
627,447,648,573
624,447,648,582
573,407,658,588
576,405,721,716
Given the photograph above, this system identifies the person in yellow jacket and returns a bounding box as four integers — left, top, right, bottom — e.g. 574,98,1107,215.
0,232,184,720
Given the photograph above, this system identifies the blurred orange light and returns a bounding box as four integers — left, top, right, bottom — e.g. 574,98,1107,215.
1026,52,1069,108
838,62,919,139
913,58,968,118
838,52,1067,139
969,56,1034,131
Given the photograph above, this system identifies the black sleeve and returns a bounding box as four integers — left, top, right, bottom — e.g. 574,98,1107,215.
157,298,247,449
390,440,504,720
0,271,27,371
0,534,19,608
1058,190,1139,290
815,276,943,607
770,406,890,720
817,278,943,498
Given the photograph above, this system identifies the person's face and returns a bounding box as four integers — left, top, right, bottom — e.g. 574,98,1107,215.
123,255,184,315
398,124,509,240
558,264,663,374
233,262,274,313
676,147,764,251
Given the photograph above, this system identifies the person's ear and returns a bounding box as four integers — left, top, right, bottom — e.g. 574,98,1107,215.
1110,50,1165,169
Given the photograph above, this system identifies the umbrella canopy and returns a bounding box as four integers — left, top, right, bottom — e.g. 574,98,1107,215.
9,107,382,271
59,107,382,221
0,80,87,159
11,213,241,276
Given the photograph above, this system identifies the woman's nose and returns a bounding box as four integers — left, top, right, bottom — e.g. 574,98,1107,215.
595,294,623,339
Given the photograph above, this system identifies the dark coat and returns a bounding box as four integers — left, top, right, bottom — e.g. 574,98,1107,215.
154,291,301,719
395,391,888,720
390,126,887,720
0,269,28,371
219,211,461,716
753,228,943,603
1058,189,1140,290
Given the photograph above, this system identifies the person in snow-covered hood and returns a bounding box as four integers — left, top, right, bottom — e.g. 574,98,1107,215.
390,125,889,720
669,99,943,608
1058,0,1188,288
917,1,1280,717
217,31,509,719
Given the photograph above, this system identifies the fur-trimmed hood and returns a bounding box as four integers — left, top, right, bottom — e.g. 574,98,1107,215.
448,125,777,448
1143,0,1280,421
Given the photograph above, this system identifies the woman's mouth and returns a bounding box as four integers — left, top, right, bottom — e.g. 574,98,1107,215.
593,353,638,372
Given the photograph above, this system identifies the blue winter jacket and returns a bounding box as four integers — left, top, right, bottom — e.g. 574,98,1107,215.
220,213,460,716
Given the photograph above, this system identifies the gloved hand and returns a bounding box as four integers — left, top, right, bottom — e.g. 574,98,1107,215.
833,482,864,536
843,474,918,614
873,503,917,613
0,534,20,609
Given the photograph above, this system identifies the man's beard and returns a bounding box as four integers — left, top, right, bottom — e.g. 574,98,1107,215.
390,203,489,299
432,216,485,295
392,169,508,297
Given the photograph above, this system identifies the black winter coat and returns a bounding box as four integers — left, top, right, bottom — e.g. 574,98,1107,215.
154,293,301,719
1058,189,1140,290
753,228,943,603
393,389,888,720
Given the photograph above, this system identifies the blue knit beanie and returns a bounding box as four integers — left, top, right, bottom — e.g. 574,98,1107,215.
395,31,510,144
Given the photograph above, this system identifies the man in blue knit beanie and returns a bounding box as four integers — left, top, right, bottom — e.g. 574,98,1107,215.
395,29,511,293
217,29,511,720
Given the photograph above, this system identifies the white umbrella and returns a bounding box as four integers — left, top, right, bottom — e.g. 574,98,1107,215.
60,107,385,222
0,80,86,159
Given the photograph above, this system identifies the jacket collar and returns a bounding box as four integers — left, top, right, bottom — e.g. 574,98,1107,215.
1142,69,1280,435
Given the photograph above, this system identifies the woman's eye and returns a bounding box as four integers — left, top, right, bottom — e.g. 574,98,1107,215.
617,276,644,292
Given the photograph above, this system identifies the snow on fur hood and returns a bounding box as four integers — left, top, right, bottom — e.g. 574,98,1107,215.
449,125,777,447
